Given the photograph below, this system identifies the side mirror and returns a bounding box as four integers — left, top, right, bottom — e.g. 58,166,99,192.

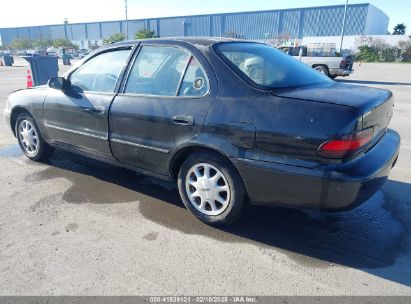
48,77,71,91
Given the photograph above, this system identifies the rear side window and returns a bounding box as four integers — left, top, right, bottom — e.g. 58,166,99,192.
125,46,190,96
215,42,331,90
279,47,300,56
70,49,130,93
178,57,209,97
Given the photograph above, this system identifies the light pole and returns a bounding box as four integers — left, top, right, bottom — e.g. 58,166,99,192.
63,18,68,40
125,0,129,40
339,0,348,54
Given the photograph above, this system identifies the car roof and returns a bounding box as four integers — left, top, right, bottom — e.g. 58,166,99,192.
102,37,247,50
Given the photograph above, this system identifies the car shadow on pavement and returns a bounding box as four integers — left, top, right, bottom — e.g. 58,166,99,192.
34,149,411,288
227,179,411,287
337,79,411,86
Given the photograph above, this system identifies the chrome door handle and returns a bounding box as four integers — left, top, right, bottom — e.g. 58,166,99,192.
172,115,194,126
81,106,105,114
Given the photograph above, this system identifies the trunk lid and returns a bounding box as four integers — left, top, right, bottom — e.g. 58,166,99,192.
273,82,391,110
273,82,394,131
273,82,394,156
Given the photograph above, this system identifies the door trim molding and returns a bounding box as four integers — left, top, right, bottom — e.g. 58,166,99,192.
45,123,108,141
110,138,170,154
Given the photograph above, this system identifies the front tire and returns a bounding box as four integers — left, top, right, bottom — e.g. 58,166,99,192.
15,113,54,161
177,152,246,226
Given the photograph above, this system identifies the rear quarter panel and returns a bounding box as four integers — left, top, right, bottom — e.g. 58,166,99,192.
252,94,362,167
196,46,261,158
200,47,362,168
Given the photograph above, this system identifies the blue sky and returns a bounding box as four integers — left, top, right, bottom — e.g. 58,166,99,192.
1,0,409,33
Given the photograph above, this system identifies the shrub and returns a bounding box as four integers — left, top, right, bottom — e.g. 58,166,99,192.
135,29,157,39
103,33,126,45
356,46,379,62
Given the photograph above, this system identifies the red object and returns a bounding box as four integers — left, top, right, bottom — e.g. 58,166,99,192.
318,128,375,158
26,69,33,88
0,59,3,66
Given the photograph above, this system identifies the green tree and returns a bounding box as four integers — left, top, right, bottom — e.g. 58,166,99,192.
34,38,54,49
356,45,379,62
10,38,34,50
402,45,411,61
393,23,407,35
52,39,79,49
135,29,157,39
103,33,126,45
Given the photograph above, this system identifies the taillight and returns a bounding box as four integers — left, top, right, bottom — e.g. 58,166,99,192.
340,59,347,69
318,128,375,159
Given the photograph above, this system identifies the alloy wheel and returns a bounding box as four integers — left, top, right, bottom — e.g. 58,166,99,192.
18,119,39,156
185,163,231,216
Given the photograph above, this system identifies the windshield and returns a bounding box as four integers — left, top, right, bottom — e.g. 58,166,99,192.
215,42,332,89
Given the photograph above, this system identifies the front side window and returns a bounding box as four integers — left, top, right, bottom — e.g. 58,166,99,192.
124,46,191,96
70,49,131,93
215,42,331,90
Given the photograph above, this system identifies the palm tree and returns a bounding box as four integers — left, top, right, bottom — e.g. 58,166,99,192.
393,23,407,35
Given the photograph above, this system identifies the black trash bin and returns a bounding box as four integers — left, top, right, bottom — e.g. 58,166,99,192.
23,55,59,86
3,54,14,66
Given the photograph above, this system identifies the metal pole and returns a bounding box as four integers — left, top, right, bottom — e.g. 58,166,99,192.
339,0,348,53
125,0,129,40
64,18,68,40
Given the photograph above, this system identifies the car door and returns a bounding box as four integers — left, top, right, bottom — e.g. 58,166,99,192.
43,47,132,159
109,43,216,175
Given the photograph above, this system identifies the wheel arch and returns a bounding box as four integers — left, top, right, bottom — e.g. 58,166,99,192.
10,106,32,137
312,64,330,77
312,63,329,69
311,63,330,74
169,144,238,182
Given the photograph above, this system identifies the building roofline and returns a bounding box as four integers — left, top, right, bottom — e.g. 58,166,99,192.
98,36,245,48
0,3,374,30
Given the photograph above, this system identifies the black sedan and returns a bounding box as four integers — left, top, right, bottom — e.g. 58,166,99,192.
4,38,400,225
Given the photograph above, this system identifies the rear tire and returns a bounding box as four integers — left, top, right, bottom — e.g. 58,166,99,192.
15,113,54,162
314,65,329,77
177,152,246,226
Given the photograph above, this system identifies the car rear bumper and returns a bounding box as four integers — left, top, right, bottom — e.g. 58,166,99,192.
234,129,400,210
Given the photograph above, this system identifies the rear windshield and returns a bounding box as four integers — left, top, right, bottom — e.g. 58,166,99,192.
215,42,331,90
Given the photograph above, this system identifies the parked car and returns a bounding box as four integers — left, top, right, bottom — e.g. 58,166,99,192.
4,38,400,225
278,45,353,79
78,52,90,59
47,51,59,57
78,49,90,59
